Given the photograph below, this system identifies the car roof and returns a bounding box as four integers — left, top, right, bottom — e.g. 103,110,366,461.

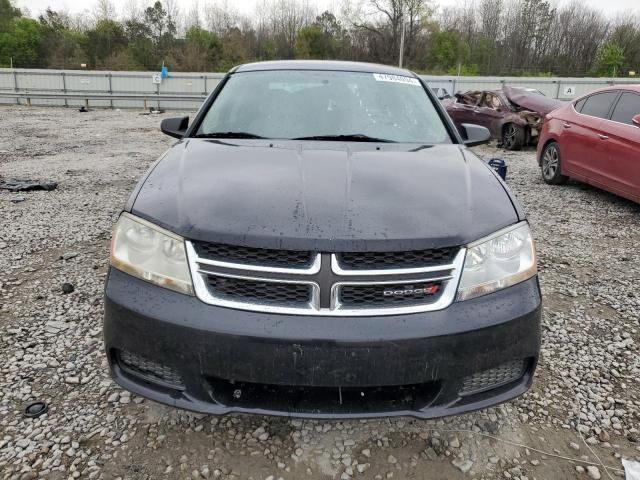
583,84,640,94
233,60,418,77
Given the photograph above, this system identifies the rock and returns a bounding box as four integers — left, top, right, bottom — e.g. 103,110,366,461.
424,448,438,461
569,442,580,451
449,437,460,448
476,419,498,434
16,439,30,448
586,436,598,445
361,449,371,458
61,282,75,294
451,458,473,474
586,466,601,479
387,455,397,464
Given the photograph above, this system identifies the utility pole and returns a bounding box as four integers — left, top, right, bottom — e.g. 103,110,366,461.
398,13,406,68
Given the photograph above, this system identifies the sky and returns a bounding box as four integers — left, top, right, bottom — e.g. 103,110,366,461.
15,0,640,20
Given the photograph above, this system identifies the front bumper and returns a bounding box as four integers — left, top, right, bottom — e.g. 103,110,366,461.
103,268,542,419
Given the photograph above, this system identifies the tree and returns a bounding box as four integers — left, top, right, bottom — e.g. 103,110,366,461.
0,0,638,76
144,2,176,44
593,42,625,77
0,0,21,33
182,26,221,70
142,1,176,65
428,30,469,72
295,25,326,58
38,9,86,68
609,16,640,76
84,20,128,68
0,18,42,67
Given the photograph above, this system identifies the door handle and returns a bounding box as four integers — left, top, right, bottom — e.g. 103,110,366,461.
563,123,572,128
597,134,609,140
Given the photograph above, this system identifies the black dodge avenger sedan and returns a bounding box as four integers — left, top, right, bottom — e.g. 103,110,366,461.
104,60,541,418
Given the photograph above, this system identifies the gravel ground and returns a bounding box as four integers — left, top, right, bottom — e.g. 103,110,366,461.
1,106,639,480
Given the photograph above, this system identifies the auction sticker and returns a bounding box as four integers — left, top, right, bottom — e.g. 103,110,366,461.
373,73,420,86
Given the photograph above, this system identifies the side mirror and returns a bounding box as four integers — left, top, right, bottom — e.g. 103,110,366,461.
161,116,189,139
633,114,640,127
459,123,491,147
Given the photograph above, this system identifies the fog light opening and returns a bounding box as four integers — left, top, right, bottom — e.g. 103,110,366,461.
116,349,185,391
459,359,526,397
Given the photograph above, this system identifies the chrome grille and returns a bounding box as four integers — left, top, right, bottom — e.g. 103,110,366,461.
206,274,312,305
337,248,457,270
193,241,313,269
187,242,465,316
339,281,443,307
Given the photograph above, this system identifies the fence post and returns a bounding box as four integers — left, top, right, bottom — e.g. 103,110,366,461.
61,71,68,107
203,74,207,95
555,80,561,100
107,73,113,109
452,77,457,95
13,69,18,105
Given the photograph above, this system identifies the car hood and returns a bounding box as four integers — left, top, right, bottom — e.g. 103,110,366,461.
503,86,564,115
130,139,519,251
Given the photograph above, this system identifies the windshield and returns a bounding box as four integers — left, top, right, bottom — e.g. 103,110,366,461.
196,70,452,144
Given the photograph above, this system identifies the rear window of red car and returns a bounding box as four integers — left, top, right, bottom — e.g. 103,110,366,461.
611,92,640,126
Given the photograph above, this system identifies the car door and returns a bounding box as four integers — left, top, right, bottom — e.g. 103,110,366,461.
473,92,505,138
447,96,479,128
600,91,640,200
562,91,620,181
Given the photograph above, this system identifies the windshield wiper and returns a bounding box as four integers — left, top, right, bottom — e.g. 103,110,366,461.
292,134,396,143
194,131,266,139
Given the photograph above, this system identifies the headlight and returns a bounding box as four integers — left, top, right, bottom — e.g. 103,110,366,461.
110,213,194,295
457,222,536,301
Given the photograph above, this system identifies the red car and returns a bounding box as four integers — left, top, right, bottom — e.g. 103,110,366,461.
537,85,640,203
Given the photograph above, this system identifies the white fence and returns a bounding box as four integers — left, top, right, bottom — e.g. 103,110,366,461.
1,68,638,110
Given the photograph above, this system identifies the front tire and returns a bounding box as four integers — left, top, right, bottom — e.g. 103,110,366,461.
541,141,568,185
502,123,525,150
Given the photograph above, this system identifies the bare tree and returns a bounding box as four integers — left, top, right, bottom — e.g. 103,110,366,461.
185,0,202,30
94,0,118,22
123,0,142,23
205,0,241,35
